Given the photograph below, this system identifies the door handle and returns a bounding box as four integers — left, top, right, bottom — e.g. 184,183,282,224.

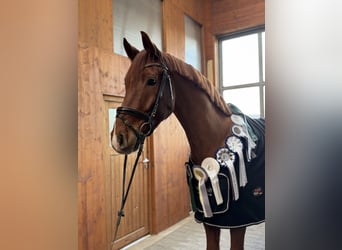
142,158,150,169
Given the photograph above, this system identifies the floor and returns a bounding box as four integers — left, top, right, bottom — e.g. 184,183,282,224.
122,215,265,250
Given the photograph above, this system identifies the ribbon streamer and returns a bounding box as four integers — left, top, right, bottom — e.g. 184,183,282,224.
226,156,239,201
201,157,223,205
226,136,248,187
193,167,213,218
231,115,257,162
216,148,239,200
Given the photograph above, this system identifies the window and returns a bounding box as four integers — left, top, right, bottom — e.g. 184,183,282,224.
113,0,162,56
184,15,202,72
218,27,265,118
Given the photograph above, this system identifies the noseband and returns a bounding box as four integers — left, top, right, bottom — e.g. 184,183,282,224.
116,62,174,148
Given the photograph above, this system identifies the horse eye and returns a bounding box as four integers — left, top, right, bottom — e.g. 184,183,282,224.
146,78,157,86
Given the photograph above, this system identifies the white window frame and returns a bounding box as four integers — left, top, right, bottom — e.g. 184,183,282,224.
218,26,265,118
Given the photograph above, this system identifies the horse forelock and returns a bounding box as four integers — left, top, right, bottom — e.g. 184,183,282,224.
163,53,231,116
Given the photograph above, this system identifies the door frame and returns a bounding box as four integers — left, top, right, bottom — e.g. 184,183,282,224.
102,94,152,249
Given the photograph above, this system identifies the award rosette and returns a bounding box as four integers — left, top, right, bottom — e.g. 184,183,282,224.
216,147,231,164
216,147,239,200
231,115,257,162
193,166,213,218
201,157,223,205
231,114,245,125
226,136,248,187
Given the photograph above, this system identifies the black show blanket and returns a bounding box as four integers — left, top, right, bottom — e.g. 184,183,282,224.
186,117,265,228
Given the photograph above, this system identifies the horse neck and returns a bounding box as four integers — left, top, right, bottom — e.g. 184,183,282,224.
171,73,233,165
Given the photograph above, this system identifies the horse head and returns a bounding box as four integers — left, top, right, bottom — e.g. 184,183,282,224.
111,31,175,154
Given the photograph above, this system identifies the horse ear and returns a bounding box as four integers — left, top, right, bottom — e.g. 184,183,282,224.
123,38,139,61
141,31,161,59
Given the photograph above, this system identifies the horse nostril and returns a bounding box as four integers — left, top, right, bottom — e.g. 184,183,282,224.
117,133,124,146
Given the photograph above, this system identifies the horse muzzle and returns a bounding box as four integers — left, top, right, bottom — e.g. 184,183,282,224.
111,124,140,154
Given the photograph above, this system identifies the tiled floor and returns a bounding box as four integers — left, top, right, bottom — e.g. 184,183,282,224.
123,215,265,250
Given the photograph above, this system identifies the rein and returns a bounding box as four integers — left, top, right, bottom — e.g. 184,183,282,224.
112,62,173,244
112,141,144,244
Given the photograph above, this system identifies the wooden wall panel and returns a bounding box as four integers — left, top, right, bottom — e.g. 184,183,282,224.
150,115,190,234
78,48,107,250
98,52,128,96
79,0,130,246
172,0,205,24
211,0,265,35
78,0,113,51
163,0,185,59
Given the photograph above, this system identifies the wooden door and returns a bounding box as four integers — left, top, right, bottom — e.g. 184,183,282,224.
103,95,150,250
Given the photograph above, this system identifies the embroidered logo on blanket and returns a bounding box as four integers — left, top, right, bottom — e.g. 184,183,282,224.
252,187,263,197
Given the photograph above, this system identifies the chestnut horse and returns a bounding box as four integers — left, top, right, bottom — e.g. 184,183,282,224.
111,31,265,250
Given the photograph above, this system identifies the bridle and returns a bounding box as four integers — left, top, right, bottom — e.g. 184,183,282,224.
115,61,174,150
112,61,174,244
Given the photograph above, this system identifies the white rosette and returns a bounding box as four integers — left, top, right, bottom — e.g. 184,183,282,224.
201,157,223,205
231,115,257,162
216,148,239,200
193,166,213,218
226,136,248,187
231,114,244,125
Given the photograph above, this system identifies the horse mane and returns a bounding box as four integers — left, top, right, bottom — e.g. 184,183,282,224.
163,53,232,116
